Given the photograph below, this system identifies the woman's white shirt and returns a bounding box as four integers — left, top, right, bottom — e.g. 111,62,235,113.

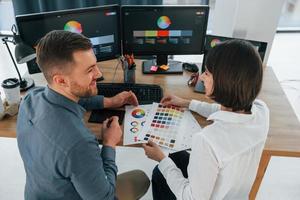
158,99,269,200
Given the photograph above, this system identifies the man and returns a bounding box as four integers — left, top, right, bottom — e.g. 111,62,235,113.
17,30,150,200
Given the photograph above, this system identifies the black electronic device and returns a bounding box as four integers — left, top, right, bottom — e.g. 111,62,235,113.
195,34,268,93
182,63,199,72
16,5,121,74
201,35,268,73
97,83,163,104
121,5,209,74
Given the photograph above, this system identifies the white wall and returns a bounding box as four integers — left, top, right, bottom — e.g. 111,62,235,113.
0,1,15,31
210,0,285,64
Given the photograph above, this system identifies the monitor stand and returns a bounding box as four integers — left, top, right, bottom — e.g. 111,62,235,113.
142,55,183,74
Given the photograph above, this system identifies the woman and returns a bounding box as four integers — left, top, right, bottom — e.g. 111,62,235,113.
142,39,269,200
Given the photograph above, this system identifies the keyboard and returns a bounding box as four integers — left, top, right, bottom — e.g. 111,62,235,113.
97,83,163,104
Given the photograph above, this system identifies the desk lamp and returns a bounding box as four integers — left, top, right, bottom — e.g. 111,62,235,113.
2,25,35,91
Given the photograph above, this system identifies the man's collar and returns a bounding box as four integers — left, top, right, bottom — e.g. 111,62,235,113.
45,86,85,118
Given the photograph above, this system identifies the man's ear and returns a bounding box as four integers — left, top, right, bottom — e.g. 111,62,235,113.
52,74,69,87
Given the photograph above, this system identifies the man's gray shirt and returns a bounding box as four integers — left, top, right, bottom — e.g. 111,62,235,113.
17,87,117,200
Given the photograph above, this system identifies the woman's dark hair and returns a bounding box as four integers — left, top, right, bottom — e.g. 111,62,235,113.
205,39,263,112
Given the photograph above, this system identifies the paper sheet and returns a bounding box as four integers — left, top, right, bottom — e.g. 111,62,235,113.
123,104,153,145
138,103,202,151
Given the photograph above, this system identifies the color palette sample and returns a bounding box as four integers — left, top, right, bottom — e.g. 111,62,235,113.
64,20,82,34
133,30,192,38
157,16,171,29
124,105,152,145
210,38,221,48
132,15,194,44
131,108,146,118
139,103,186,150
124,103,202,150
132,29,193,46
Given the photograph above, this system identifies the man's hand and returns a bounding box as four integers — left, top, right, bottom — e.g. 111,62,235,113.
104,91,138,108
102,116,122,148
160,94,190,108
142,140,166,162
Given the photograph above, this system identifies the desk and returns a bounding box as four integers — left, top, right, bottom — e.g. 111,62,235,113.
0,59,300,199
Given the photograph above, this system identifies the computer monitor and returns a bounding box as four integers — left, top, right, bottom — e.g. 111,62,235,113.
16,5,121,74
201,35,268,72
194,34,268,93
121,5,209,74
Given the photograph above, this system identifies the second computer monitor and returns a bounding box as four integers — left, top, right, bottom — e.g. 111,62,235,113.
201,35,268,72
121,5,209,74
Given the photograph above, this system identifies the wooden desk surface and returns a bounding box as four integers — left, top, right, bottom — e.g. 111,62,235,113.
1,59,300,157
258,67,300,156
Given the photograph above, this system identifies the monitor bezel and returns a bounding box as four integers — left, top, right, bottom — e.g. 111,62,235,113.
121,5,210,56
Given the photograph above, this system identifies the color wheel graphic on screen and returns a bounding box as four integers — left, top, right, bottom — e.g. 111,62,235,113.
157,16,171,29
64,20,82,34
210,38,221,48
131,109,146,119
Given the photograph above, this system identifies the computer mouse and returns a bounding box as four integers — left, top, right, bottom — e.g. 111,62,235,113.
182,63,199,73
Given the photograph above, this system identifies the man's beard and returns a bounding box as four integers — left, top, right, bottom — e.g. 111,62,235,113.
69,81,98,98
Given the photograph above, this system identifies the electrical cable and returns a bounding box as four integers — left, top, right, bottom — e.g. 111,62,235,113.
111,57,122,83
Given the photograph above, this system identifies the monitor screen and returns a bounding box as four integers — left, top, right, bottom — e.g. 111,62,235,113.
121,5,209,56
16,5,121,74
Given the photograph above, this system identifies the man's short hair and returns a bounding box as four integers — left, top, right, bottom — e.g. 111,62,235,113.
205,39,263,112
36,30,92,83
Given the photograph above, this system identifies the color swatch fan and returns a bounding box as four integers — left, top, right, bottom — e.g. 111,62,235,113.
124,105,152,145
139,103,202,151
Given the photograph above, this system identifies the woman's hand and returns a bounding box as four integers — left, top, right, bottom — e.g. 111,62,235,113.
142,140,166,162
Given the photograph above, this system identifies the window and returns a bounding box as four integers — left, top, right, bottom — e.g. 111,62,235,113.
278,0,300,31
0,0,15,35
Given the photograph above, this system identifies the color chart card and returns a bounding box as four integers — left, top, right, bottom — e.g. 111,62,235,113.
139,103,202,151
123,105,152,145
177,111,202,151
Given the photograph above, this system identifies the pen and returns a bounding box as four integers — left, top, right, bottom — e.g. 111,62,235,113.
107,118,113,128
129,54,135,69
